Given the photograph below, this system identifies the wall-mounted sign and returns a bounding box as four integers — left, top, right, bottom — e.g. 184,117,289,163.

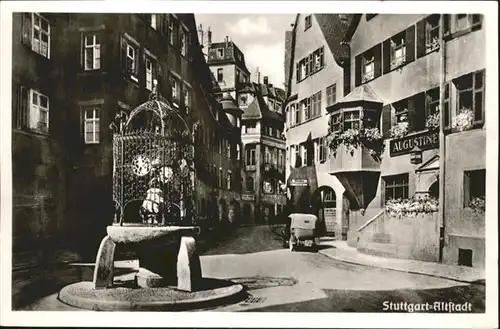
390,130,439,157
289,179,309,187
242,194,255,201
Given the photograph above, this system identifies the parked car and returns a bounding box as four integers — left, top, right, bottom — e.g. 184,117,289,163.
281,213,320,252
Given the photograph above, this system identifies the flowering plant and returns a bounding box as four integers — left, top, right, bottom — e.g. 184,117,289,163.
390,121,409,139
425,111,440,131
426,37,440,52
326,127,385,159
468,196,485,213
385,196,439,218
452,108,474,132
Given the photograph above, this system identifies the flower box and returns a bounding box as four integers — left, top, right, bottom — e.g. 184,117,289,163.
385,196,439,219
451,108,474,132
390,121,409,139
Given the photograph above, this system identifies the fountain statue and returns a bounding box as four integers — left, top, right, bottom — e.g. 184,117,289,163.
58,80,244,311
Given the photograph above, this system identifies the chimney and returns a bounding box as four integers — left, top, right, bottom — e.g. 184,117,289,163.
263,76,269,85
207,27,212,47
225,36,229,47
256,67,261,84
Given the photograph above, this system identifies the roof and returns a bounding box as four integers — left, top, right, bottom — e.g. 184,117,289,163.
207,40,250,74
328,84,384,111
314,14,356,67
241,83,285,122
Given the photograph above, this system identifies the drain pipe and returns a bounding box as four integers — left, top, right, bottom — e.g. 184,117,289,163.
438,14,447,263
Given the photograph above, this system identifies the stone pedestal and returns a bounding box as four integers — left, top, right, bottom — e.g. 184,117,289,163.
92,235,116,289
177,236,202,292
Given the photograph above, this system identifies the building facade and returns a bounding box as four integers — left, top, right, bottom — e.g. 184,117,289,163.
284,14,486,268
284,14,354,236
206,38,286,224
11,13,242,258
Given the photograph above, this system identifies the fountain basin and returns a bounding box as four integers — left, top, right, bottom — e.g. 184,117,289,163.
107,224,200,245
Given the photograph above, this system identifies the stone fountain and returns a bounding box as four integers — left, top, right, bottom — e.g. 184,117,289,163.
58,81,244,311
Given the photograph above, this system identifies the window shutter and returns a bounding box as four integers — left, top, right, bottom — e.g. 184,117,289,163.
443,82,451,130
473,69,485,124
354,54,361,86
296,62,300,82
405,25,416,64
382,38,391,74
443,14,451,35
120,37,127,72
381,104,393,138
463,172,470,207
21,13,32,46
16,85,29,129
416,18,427,58
374,44,382,78
343,63,351,96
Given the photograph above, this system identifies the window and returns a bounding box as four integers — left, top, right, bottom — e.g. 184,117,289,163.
245,177,254,192
246,146,256,165
305,15,312,30
389,32,406,70
226,140,231,158
236,144,241,160
301,97,311,121
168,19,175,45
311,91,322,117
180,29,188,56
145,57,155,91
454,70,485,124
426,15,440,53
278,150,284,167
330,112,342,133
263,180,274,194
29,13,51,58
291,104,298,126
83,33,100,70
316,138,327,163
362,52,375,82
383,174,409,203
343,110,360,130
393,99,409,124
217,48,224,58
171,76,179,102
245,123,258,134
183,85,191,112
83,107,100,144
313,47,324,71
456,14,482,32
425,87,440,115
464,169,485,208
150,14,158,30
301,144,308,167
29,89,49,133
217,68,223,82
294,145,301,168
227,171,232,189
219,168,224,188
326,84,337,107
121,37,139,80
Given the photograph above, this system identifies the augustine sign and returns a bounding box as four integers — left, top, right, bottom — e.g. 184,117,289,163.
390,130,439,157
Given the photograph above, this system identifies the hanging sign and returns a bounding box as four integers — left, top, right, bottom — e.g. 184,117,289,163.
289,179,309,187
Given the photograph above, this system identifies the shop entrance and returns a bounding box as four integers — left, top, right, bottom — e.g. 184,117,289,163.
311,186,336,236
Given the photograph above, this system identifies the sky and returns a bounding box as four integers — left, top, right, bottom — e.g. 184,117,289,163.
195,14,296,89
